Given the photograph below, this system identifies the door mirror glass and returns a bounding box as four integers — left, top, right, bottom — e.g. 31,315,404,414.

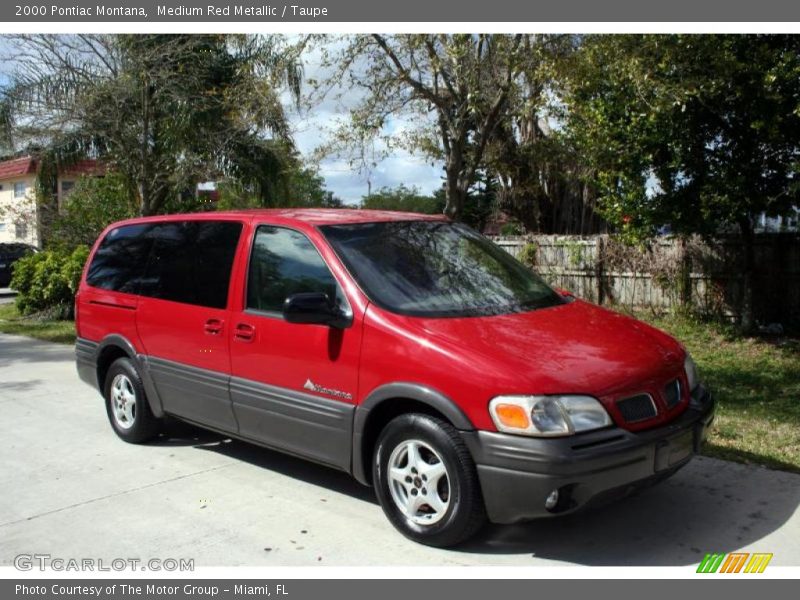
283,292,351,328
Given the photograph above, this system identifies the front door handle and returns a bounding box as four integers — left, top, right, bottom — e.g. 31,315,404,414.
204,318,224,335
234,323,256,342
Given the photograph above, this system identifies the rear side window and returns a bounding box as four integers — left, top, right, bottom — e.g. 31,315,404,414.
247,226,338,313
86,220,242,309
86,224,154,293
141,221,243,309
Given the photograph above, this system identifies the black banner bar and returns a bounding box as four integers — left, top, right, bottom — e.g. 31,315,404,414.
2,579,794,600
4,0,800,22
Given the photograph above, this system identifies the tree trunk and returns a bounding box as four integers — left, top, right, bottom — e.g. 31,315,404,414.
443,143,466,220
139,181,151,216
139,77,152,216
738,216,756,333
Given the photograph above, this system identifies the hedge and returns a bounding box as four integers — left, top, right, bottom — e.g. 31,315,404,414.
10,246,90,319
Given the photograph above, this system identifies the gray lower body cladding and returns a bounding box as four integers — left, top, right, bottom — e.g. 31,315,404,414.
75,338,99,388
230,376,353,471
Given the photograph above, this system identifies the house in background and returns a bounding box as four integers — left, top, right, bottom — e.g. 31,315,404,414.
755,209,800,233
0,155,103,247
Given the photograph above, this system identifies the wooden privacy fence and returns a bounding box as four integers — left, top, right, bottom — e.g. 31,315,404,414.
491,233,800,330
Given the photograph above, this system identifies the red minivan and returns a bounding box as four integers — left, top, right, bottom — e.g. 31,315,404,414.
75,209,715,547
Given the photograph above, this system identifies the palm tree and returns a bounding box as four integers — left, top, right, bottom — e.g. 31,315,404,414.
0,34,303,222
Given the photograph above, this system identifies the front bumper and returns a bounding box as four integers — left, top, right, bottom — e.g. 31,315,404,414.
461,385,715,524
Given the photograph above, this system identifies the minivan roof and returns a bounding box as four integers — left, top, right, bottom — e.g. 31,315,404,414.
118,208,449,227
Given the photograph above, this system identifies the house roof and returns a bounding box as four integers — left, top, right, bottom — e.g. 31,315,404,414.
0,157,37,181
61,159,105,177
0,156,105,182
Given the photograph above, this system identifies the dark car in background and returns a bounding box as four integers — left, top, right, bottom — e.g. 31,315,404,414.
0,243,37,288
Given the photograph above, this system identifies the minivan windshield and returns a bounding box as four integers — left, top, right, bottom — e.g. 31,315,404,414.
320,220,564,318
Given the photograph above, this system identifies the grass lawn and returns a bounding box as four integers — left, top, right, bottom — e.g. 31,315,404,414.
641,312,800,474
0,302,76,344
1,299,797,473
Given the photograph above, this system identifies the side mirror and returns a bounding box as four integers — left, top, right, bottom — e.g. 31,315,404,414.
282,292,352,328
555,287,576,302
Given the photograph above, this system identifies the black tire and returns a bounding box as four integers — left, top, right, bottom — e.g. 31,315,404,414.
103,357,160,443
373,413,486,547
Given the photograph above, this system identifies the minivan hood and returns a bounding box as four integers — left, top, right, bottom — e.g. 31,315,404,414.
403,299,685,398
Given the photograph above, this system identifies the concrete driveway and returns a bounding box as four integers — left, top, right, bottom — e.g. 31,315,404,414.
1,332,798,567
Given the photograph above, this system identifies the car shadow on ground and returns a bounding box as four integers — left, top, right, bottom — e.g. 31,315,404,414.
0,379,44,393
458,465,800,565
155,420,378,505
0,333,74,368
153,419,800,566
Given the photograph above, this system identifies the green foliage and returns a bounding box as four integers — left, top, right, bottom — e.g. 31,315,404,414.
566,35,800,239
284,166,344,208
499,221,524,236
215,179,262,210
361,184,444,214
216,162,344,210
11,246,90,318
50,174,137,248
556,239,585,268
519,242,538,266
361,182,494,230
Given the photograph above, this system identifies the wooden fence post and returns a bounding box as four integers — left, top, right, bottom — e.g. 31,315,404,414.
596,236,606,305
679,237,693,308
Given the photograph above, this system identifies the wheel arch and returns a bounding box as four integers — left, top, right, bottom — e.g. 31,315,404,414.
95,335,164,418
351,383,474,485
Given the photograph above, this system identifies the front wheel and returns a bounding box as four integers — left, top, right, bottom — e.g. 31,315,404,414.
373,413,486,547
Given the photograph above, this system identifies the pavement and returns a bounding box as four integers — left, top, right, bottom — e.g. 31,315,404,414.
0,289,14,304
0,332,798,567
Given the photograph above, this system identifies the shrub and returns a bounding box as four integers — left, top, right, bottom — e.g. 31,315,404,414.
50,173,137,249
519,241,538,267
11,246,90,318
499,221,524,236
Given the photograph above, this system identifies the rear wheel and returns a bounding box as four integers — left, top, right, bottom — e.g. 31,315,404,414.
104,357,160,443
373,413,486,547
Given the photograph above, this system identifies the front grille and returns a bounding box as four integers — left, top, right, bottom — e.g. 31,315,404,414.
617,393,658,423
663,379,681,409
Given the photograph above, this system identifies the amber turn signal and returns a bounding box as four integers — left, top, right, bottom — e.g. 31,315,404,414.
493,403,531,430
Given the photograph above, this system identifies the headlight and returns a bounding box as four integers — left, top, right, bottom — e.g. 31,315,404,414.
684,353,700,391
489,395,612,437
